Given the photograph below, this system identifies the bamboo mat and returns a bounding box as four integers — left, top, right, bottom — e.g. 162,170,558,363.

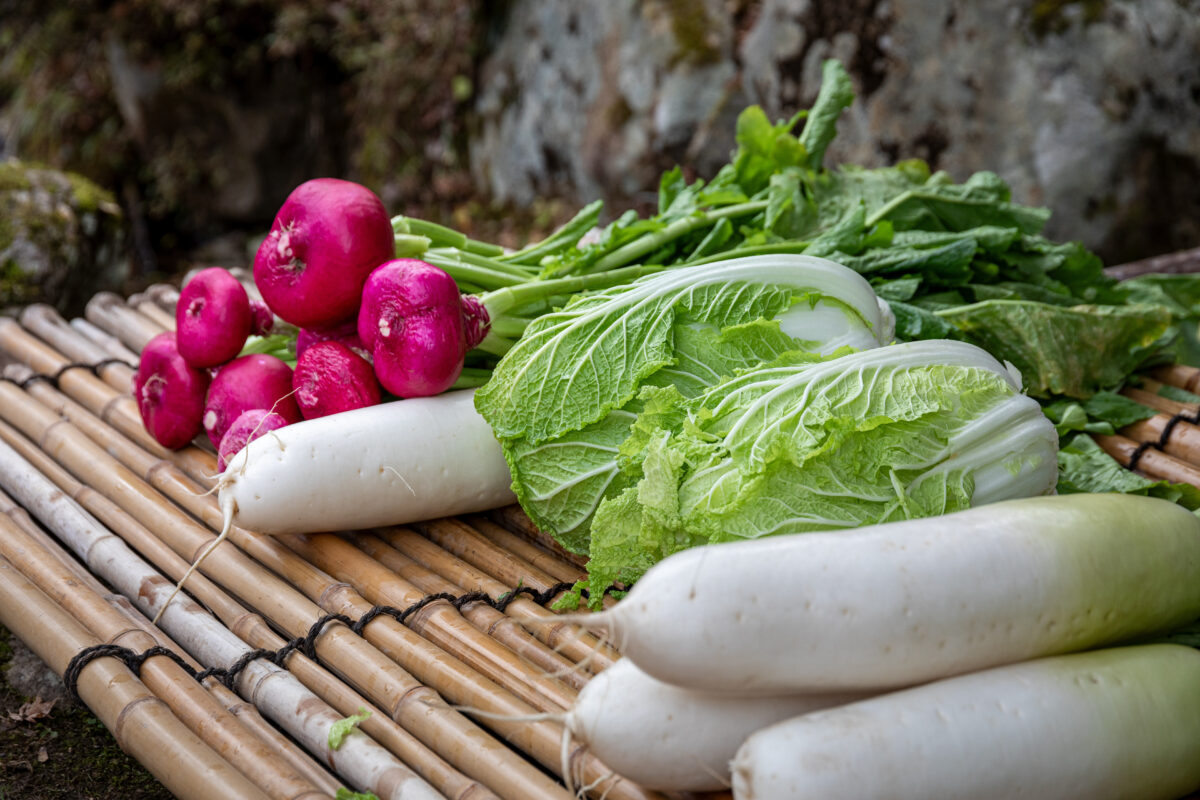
0,285,688,800
2,279,1200,800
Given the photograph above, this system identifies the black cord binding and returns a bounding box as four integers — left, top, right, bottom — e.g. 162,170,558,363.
63,581,588,700
0,358,136,390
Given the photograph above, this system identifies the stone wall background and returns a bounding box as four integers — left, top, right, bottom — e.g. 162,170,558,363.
471,0,1200,266
2,0,1199,309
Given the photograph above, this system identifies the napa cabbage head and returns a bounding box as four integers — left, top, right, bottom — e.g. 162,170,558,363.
583,339,1060,600
474,254,896,551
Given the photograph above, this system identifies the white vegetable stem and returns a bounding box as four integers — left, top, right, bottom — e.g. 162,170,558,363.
579,493,1200,692
567,658,864,792
731,644,1200,800
219,389,514,535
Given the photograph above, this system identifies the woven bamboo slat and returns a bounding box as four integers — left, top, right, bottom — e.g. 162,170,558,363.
0,510,332,800
288,533,589,692
128,291,178,331
351,532,614,678
0,437,456,800
69,315,143,364
0,418,493,800
85,291,164,351
0,392,571,799
0,556,273,800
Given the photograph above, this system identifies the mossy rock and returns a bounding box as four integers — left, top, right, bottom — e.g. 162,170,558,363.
0,159,129,316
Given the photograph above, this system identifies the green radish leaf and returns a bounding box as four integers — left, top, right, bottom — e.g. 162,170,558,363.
328,707,371,750
336,790,380,800
1056,435,1200,510
798,59,856,170
935,300,1175,398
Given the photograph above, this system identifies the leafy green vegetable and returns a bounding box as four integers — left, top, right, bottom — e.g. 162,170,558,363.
1055,435,1200,510
328,707,371,750
1155,382,1200,404
476,255,894,549
582,340,1059,599
1041,391,1157,436
934,301,1174,398
335,789,380,800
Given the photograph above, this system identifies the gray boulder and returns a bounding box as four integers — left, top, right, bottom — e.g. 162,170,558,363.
0,160,130,316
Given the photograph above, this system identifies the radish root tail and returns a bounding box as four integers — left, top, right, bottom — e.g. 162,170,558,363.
151,489,236,625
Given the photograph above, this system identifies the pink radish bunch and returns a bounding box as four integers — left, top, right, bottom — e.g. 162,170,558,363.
136,177,651,461
135,265,306,456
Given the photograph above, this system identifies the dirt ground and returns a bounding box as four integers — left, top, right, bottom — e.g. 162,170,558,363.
0,625,171,799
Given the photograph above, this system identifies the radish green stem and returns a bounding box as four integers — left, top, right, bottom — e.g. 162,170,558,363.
422,252,528,290
393,233,432,258
427,247,538,279
474,331,515,357
481,263,666,317
487,316,531,339
586,200,769,273
499,200,604,265
393,215,506,257
684,240,816,267
450,367,493,390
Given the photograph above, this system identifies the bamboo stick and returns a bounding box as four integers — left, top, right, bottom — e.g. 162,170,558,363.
0,511,332,800
0,418,491,800
129,291,177,331
1120,414,1200,465
0,436,450,800
0,485,202,671
0,318,151,448
69,316,142,364
284,532,582,704
1121,386,1197,419
0,324,216,484
146,283,183,314
346,533,591,686
368,529,616,672
414,518,575,597
0,556,272,800
19,303,137,390
0,486,340,794
0,386,592,800
1092,433,1200,487
1104,245,1200,280
483,508,589,574
1143,367,1200,394
85,291,163,351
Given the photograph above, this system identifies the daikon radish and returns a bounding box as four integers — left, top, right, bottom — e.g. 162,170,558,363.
572,493,1200,692
218,388,514,534
154,389,515,620
731,644,1200,800
566,658,863,792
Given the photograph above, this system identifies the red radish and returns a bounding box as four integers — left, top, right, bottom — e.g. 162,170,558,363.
253,178,393,329
249,298,275,336
134,332,211,449
293,341,381,419
357,259,487,398
202,353,302,447
217,409,289,471
176,267,252,368
296,319,367,360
